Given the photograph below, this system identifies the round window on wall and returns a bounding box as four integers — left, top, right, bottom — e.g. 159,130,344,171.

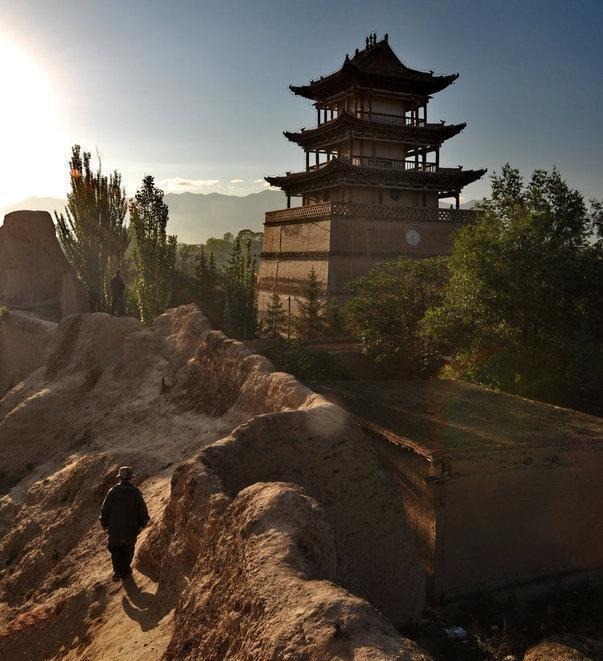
405,228,421,247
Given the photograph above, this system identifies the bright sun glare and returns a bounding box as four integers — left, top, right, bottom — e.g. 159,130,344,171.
0,35,66,208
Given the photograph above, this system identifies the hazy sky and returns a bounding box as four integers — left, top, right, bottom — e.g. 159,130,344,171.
0,0,601,207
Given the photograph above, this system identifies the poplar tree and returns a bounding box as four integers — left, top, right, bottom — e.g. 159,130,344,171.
56,145,128,311
129,176,177,326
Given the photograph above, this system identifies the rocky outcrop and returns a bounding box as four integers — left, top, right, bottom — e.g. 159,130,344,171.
0,304,428,660
0,211,86,320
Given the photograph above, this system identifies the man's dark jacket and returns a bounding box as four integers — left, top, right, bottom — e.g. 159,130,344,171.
100,482,149,543
110,274,125,299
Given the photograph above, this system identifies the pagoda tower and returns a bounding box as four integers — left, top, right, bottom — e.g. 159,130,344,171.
259,33,485,316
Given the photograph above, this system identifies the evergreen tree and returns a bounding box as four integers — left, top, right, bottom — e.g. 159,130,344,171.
222,238,258,339
56,145,128,311
295,267,326,338
194,248,220,312
262,293,286,338
129,176,177,326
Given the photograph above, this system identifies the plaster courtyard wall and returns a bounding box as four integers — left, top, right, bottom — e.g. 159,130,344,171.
315,380,603,604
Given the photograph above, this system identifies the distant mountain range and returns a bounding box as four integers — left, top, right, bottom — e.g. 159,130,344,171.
3,191,477,244
2,190,286,244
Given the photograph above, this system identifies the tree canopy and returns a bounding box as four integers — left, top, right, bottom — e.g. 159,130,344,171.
56,145,128,312
345,256,447,363
422,165,602,414
129,176,177,326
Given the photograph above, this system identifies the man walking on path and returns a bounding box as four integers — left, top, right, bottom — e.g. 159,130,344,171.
110,268,126,316
100,466,149,581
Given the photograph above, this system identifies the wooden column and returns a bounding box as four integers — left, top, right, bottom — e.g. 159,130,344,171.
287,194,291,209
436,149,440,169
455,192,460,209
315,150,319,168
305,151,310,171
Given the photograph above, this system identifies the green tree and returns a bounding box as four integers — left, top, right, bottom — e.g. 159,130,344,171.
345,257,447,362
262,293,286,338
194,248,220,312
222,238,257,339
176,244,204,276
295,267,326,339
56,145,128,311
323,299,348,337
203,229,262,269
422,165,603,414
130,176,177,326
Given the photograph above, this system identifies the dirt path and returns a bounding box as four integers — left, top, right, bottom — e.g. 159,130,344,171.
62,476,174,661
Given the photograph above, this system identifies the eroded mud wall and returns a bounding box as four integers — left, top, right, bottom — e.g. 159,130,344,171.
160,478,431,661
0,305,430,660
0,311,56,396
144,308,427,627
0,211,86,320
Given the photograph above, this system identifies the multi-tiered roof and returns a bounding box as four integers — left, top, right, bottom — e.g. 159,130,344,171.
266,34,485,201
289,35,458,99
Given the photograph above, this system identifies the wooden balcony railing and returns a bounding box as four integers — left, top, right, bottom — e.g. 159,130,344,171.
356,110,426,126
265,202,476,224
348,156,437,172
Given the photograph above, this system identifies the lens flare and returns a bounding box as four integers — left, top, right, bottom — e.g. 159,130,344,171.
0,35,66,207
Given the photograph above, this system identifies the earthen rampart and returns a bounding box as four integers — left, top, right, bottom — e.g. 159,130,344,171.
0,311,57,396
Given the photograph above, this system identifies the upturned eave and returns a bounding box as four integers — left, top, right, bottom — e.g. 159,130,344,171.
283,113,466,148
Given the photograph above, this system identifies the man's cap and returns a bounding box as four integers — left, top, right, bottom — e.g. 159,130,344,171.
117,466,135,480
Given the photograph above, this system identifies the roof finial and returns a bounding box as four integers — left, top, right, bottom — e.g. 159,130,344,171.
373,32,377,44
365,36,369,48
384,33,388,42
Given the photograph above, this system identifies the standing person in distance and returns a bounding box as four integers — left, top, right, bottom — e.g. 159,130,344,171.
110,268,126,316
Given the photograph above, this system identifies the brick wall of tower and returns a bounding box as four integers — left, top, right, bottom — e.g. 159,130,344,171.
326,214,464,300
258,209,467,313
258,217,332,316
